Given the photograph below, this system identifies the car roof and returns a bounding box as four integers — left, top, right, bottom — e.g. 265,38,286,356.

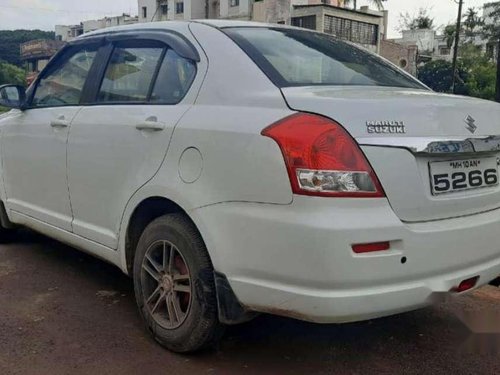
193,19,278,29
82,19,290,38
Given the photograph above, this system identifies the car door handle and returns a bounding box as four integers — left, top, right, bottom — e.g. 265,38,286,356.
135,121,165,132
136,116,165,132
50,119,70,128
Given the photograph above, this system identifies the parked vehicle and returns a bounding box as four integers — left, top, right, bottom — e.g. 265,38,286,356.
0,20,499,353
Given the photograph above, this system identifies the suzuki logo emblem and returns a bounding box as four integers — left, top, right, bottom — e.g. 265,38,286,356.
464,115,477,134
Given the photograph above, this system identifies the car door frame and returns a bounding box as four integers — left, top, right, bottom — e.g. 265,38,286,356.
65,29,203,250
1,39,108,233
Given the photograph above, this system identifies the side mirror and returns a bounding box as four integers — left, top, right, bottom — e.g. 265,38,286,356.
0,84,26,110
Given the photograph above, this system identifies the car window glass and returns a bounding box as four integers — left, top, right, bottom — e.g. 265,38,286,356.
98,46,164,103
32,47,97,107
226,28,426,89
150,49,196,104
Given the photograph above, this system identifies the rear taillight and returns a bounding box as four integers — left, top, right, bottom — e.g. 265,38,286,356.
262,113,385,197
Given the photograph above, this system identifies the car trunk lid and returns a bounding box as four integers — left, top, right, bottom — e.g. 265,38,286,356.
281,86,500,222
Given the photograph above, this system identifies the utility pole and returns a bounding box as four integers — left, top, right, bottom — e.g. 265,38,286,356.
496,40,500,102
451,0,464,94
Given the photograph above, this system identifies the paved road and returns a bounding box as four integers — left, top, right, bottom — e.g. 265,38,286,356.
1,231,499,375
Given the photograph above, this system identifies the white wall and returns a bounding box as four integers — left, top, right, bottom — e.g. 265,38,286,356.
55,25,70,41
138,0,158,22
220,0,252,19
191,0,207,19
401,29,436,52
83,19,105,33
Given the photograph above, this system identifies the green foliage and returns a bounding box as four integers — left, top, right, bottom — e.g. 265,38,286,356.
463,7,482,37
443,24,457,48
483,3,500,42
460,44,496,99
0,60,26,86
399,8,435,31
0,29,55,67
418,44,496,100
418,60,468,94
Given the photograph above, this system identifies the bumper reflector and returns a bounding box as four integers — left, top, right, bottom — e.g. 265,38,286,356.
451,276,479,293
352,241,390,254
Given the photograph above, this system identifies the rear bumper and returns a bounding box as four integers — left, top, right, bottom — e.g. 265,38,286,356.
191,197,500,323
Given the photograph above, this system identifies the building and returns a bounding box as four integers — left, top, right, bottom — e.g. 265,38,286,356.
20,39,66,84
138,0,210,22
137,1,387,53
379,39,418,75
56,14,138,42
289,4,388,53
136,0,419,74
55,24,83,42
389,2,499,64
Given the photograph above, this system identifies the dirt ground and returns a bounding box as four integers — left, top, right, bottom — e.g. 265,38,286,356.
1,230,499,375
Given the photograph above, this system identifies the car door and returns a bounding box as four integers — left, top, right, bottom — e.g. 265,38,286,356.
67,39,197,248
1,45,99,231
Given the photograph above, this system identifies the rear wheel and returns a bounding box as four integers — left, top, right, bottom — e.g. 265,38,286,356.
133,213,223,353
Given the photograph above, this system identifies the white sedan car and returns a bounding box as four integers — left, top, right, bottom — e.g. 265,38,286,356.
0,20,499,353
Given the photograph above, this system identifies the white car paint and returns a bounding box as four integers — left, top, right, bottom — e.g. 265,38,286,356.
1,107,80,231
0,20,499,325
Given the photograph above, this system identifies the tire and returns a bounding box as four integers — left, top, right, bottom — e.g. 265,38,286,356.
133,213,223,353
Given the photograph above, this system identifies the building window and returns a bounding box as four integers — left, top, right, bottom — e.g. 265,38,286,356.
230,0,240,6
161,4,168,15
291,16,316,30
175,2,184,14
439,47,451,55
142,6,147,19
324,15,378,46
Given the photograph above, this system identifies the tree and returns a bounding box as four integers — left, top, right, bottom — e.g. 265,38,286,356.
341,0,387,11
463,7,482,38
0,60,25,113
0,30,55,67
399,8,435,31
418,60,468,94
460,43,496,100
481,2,500,102
418,45,496,101
444,24,457,48
0,60,25,86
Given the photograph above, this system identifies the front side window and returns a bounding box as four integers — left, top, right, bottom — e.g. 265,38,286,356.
225,27,426,90
150,49,196,104
97,45,164,103
32,47,97,107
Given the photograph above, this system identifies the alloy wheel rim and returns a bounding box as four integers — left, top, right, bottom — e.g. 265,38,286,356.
141,240,192,330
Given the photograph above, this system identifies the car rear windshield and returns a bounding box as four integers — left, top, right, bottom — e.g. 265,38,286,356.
224,27,426,90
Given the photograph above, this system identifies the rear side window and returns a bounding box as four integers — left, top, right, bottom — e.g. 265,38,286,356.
225,28,426,90
98,46,164,102
150,49,196,104
32,47,97,107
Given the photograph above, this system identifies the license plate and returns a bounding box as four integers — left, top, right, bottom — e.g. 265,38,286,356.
430,157,499,195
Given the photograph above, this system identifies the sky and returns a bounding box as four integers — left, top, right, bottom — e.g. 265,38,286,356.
0,0,494,37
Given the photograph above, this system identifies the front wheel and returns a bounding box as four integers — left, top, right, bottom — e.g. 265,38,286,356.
133,214,223,353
